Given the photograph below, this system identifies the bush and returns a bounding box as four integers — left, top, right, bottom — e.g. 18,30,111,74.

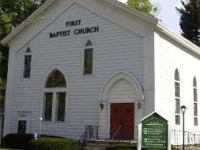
40,135,64,138
4,133,34,149
28,137,80,150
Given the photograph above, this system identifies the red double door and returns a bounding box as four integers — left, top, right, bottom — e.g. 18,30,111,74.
110,103,135,140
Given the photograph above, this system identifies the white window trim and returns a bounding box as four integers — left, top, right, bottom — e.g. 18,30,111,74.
22,47,32,79
43,88,67,123
81,38,96,76
42,69,67,124
193,77,198,126
174,69,181,125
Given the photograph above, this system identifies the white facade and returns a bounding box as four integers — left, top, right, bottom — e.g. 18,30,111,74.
1,0,200,143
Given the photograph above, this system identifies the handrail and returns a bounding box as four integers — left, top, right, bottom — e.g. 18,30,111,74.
85,125,98,141
77,130,86,150
78,130,86,143
171,129,200,146
111,125,122,141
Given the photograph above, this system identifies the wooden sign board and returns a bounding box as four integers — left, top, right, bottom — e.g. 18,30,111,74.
138,112,170,150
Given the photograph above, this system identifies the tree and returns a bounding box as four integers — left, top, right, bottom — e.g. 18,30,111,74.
177,0,200,46
0,43,8,87
0,0,46,86
127,0,157,16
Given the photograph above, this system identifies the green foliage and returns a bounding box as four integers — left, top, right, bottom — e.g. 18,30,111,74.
0,0,46,88
0,0,46,30
0,88,5,108
3,134,80,150
176,0,200,46
3,134,34,149
0,78,3,86
0,43,9,87
28,137,80,150
0,148,22,150
127,0,157,16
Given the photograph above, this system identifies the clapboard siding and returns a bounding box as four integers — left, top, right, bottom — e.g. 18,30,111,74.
108,80,138,101
154,32,200,131
9,3,144,138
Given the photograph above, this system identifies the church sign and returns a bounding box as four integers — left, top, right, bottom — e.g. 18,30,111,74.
141,113,168,150
49,19,99,38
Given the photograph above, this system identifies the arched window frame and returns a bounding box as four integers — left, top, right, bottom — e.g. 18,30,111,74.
83,39,94,75
23,47,32,78
193,77,198,126
43,69,67,123
174,69,181,125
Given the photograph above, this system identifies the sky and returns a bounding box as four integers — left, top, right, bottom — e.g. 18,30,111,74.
118,0,185,33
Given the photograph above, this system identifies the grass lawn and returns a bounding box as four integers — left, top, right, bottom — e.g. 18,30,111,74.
0,148,20,150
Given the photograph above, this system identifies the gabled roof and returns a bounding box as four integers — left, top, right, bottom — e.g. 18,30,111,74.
0,0,158,46
1,0,200,55
156,24,200,55
141,112,168,123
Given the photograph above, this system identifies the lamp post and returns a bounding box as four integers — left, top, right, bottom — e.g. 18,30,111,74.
181,105,186,150
39,117,42,137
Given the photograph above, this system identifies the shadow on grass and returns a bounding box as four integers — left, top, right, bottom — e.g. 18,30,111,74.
0,149,22,150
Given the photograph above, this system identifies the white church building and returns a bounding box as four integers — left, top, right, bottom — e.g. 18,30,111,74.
1,0,200,145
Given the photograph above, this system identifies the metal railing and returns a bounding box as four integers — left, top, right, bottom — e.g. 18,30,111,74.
78,125,98,150
171,129,200,146
78,130,86,143
110,125,122,141
85,125,98,141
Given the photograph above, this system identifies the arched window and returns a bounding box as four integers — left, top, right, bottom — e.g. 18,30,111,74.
43,70,66,122
45,70,66,87
193,77,198,126
23,47,32,78
83,40,93,75
175,69,180,125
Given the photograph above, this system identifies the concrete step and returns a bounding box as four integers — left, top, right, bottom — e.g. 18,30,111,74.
83,143,106,150
82,140,110,150
185,146,200,150
83,147,101,150
82,140,137,150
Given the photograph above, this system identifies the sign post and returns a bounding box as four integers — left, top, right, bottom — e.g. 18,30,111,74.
138,112,171,150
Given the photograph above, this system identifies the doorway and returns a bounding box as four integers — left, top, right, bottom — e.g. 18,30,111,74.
110,103,134,140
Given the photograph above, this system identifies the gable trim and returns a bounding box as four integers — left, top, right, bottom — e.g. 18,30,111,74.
156,24,200,56
99,72,144,103
0,0,158,46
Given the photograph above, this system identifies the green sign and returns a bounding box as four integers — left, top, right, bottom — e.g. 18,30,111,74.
141,113,168,150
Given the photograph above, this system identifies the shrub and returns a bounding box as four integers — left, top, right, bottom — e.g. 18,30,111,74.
40,135,64,138
28,137,80,150
3,133,34,149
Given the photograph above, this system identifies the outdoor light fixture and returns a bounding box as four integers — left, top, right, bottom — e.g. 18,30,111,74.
40,117,43,121
181,105,186,114
100,102,104,110
180,105,186,150
137,102,141,109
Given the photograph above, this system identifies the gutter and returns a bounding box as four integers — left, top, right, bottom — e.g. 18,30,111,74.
156,23,200,56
